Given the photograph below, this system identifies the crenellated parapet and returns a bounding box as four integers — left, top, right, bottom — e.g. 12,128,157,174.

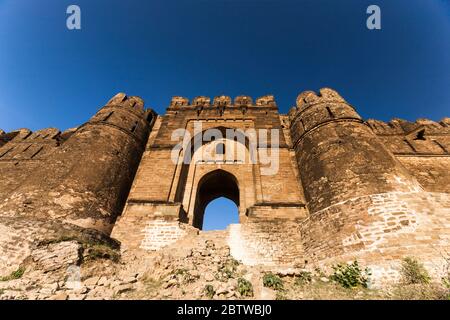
168,94,277,110
213,95,232,107
59,127,78,142
234,95,253,107
0,91,158,163
367,117,450,156
170,96,190,107
295,88,346,108
192,96,211,107
106,93,145,112
82,93,156,146
367,118,450,136
2,128,32,142
0,128,61,161
256,95,276,107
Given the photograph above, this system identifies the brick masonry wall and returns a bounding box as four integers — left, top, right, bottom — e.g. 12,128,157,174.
111,202,199,250
140,219,194,251
397,156,450,193
299,191,450,285
113,201,307,267
227,219,304,267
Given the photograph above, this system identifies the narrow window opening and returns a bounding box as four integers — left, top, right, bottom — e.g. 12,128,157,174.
413,129,426,141
0,147,14,158
300,119,305,131
103,111,114,121
326,106,334,118
131,121,138,133
22,131,32,140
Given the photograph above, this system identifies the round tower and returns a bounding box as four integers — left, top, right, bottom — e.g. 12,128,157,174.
0,93,156,234
290,88,421,214
54,93,156,233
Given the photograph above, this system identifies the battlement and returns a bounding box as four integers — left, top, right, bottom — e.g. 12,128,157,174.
0,127,79,145
367,118,450,136
369,118,450,156
0,129,16,147
168,94,277,109
0,128,62,162
106,93,146,113
295,88,346,110
85,93,156,145
59,127,78,141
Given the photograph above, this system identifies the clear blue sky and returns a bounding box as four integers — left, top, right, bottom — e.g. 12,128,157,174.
0,0,449,230
203,197,239,231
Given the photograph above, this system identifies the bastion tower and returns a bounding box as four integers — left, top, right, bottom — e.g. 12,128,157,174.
0,93,155,234
290,88,422,213
290,89,450,282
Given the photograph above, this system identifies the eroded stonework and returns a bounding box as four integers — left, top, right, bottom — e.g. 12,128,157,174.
0,88,449,286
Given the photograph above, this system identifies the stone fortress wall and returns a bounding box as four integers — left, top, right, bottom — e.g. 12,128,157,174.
0,88,449,285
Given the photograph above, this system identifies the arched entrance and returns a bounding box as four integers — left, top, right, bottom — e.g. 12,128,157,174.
173,126,252,205
193,169,239,229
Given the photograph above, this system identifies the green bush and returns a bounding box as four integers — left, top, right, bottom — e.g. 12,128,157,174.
330,261,370,289
204,284,215,299
215,258,239,281
0,266,26,281
262,272,284,290
400,257,431,285
237,278,253,297
173,268,198,284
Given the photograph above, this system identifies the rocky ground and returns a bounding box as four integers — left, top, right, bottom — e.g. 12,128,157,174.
1,230,449,300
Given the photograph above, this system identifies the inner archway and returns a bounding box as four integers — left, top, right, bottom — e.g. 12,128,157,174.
193,169,239,229
203,197,239,231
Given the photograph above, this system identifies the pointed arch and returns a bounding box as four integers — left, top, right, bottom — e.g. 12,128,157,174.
192,169,239,229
